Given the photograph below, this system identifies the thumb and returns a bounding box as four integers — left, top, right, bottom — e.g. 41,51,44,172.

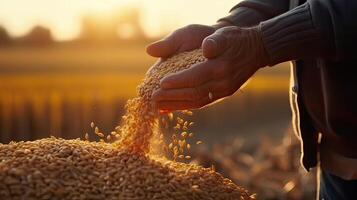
146,37,178,58
202,33,228,59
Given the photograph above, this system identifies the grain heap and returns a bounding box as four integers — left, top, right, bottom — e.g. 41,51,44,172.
0,49,255,199
0,138,253,199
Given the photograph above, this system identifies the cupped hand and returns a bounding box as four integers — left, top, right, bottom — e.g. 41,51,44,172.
145,22,230,78
146,24,216,58
152,26,270,111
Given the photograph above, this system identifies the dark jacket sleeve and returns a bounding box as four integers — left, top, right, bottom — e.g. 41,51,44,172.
310,0,357,60
218,0,290,27
261,0,357,65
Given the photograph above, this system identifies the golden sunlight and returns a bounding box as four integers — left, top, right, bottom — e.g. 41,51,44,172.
0,0,240,40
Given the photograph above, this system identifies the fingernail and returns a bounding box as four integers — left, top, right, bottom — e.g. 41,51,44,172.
203,38,218,58
205,38,217,50
146,40,163,52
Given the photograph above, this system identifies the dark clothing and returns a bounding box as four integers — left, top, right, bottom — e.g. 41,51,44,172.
320,170,357,200
219,0,357,176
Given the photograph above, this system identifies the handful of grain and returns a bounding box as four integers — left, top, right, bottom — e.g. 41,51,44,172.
117,49,206,154
0,138,254,199
0,49,255,199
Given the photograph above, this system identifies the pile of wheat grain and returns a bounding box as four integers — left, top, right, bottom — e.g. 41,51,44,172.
0,137,254,200
0,49,255,199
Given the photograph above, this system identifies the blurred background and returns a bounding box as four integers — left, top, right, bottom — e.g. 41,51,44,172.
0,0,316,199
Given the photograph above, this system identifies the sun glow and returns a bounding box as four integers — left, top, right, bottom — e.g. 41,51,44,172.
0,0,240,41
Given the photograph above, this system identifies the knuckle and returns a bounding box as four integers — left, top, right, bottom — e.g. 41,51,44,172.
185,24,200,31
177,24,195,36
175,26,186,34
215,28,229,35
219,26,240,34
170,31,180,43
172,26,192,42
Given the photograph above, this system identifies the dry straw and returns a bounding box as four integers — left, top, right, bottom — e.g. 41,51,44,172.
0,49,255,199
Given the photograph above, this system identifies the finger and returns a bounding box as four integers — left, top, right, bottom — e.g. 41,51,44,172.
156,100,197,111
152,88,199,102
146,35,179,58
155,79,237,111
202,32,228,59
154,77,236,107
160,60,216,89
156,97,212,111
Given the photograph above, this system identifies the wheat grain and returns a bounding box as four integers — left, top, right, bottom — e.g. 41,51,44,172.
0,138,254,199
0,49,255,199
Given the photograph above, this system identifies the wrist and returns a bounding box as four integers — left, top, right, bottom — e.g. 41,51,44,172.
260,3,333,65
244,26,270,68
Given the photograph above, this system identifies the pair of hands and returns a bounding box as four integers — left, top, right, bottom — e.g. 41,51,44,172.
147,24,270,111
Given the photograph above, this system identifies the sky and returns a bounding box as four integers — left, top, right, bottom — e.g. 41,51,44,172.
0,0,240,41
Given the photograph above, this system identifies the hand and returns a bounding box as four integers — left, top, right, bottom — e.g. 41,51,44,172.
145,24,215,77
152,26,270,111
146,22,230,58
145,22,231,77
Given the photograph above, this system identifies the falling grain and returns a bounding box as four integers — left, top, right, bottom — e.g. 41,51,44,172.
0,49,254,200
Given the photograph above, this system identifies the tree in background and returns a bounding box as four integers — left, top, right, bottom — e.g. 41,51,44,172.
21,26,53,46
0,26,11,46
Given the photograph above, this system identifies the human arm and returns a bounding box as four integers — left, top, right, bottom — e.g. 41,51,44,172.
152,0,356,111
261,0,357,64
218,0,289,27
146,0,290,58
